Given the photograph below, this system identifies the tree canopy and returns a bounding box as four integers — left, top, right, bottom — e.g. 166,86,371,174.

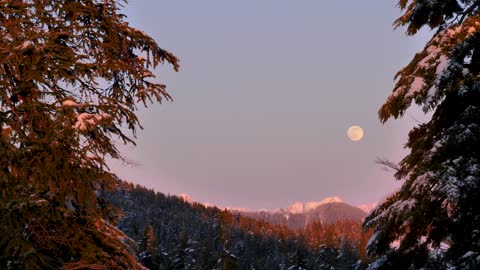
0,0,178,268
365,1,480,269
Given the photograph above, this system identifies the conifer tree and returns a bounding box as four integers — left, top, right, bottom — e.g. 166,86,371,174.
364,1,480,269
0,0,178,268
139,225,158,269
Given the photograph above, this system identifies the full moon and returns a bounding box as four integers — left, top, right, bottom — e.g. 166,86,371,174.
347,125,364,141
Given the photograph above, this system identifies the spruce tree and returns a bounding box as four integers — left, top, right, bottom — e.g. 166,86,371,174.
139,225,158,269
364,1,480,269
0,0,178,268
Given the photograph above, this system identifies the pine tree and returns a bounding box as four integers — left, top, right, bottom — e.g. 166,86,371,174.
139,224,158,269
0,0,178,268
171,226,189,269
286,241,309,270
364,1,480,269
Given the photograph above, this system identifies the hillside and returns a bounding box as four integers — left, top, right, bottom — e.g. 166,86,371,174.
105,181,371,269
240,198,367,230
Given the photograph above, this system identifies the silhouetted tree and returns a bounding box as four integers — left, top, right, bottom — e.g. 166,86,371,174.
365,1,480,269
0,0,178,268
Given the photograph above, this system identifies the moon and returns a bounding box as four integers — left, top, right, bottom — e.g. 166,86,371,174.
347,125,364,141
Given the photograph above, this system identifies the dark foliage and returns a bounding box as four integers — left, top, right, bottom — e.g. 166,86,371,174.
0,1,178,268
365,1,480,269
107,181,371,270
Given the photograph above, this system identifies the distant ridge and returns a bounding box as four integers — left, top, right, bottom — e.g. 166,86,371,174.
276,196,344,214
238,197,367,230
173,193,369,230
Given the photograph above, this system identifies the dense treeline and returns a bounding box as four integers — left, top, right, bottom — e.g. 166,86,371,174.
106,181,372,269
241,203,367,231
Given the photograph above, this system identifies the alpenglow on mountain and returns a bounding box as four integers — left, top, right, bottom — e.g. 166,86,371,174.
105,182,371,269
238,197,368,230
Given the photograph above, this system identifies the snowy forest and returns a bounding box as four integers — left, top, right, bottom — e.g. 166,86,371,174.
1,0,480,269
106,181,371,269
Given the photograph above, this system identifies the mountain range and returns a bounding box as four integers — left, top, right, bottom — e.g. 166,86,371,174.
105,181,371,269
234,197,369,230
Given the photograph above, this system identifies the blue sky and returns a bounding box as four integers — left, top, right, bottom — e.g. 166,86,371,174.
110,0,432,210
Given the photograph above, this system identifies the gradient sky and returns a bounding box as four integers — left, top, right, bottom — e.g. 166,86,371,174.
109,0,432,210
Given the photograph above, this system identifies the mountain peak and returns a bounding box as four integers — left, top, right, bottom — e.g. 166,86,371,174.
281,196,344,214
357,201,377,213
241,196,366,230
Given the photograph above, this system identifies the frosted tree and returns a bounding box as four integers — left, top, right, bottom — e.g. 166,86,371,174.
0,0,178,268
364,1,480,269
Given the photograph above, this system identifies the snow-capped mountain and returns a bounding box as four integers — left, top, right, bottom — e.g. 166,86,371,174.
357,201,377,213
277,196,345,214
239,197,367,230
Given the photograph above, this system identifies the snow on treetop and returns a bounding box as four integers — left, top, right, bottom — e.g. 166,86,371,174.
380,16,480,121
178,193,193,203
364,198,416,229
17,40,32,50
404,77,426,98
61,99,81,108
74,112,111,131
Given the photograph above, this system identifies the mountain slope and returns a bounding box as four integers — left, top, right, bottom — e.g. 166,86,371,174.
105,181,370,269
240,198,367,230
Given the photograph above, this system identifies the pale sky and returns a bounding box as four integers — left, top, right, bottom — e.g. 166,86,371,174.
109,0,432,210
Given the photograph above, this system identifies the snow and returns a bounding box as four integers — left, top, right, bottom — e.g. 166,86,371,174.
33,199,48,205
405,77,426,98
317,196,344,205
358,202,378,213
418,45,442,68
364,198,416,229
388,21,480,111
366,254,387,270
462,251,475,258
178,193,192,203
282,197,344,214
390,239,400,249
367,231,379,249
65,196,75,210
101,113,112,120
17,40,32,50
61,100,81,108
73,112,111,131
459,85,470,96
436,55,449,78
142,71,153,77
285,202,306,214
226,206,251,212
439,241,451,251
426,85,437,105
446,26,462,36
